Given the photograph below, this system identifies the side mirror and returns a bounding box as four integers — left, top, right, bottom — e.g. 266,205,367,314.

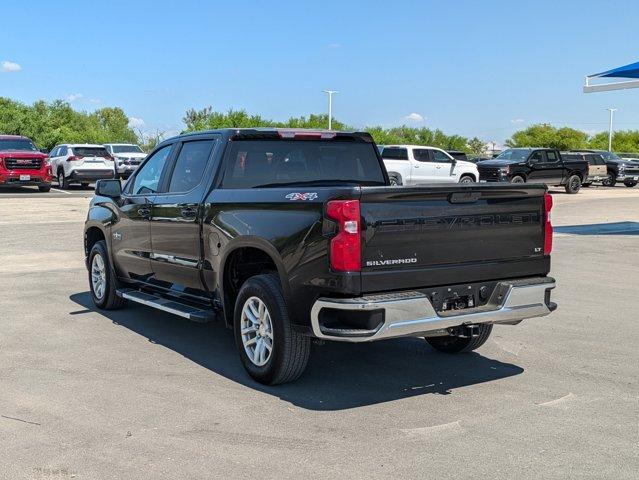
95,179,122,198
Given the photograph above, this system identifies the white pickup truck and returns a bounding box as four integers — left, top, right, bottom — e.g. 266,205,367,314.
380,145,479,185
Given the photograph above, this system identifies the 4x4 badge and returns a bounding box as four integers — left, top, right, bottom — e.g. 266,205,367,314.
113,232,122,241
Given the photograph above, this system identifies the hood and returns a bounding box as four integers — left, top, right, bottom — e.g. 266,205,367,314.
0,150,47,159
455,159,478,169
477,159,520,168
608,159,636,167
114,152,146,159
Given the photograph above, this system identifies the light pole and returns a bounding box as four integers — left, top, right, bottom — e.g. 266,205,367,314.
322,90,338,130
607,108,618,152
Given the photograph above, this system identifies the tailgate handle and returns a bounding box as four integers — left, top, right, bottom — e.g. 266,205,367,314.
448,192,481,204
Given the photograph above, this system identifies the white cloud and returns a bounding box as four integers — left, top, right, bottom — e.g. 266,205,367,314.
67,93,84,102
1,61,22,72
329,43,341,48
404,112,425,122
128,117,145,128
88,98,101,104
511,118,525,124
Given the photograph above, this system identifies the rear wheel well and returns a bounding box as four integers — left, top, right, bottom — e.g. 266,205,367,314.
223,247,279,327
85,227,105,258
460,173,476,181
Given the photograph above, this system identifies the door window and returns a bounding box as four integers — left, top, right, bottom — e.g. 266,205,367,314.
431,150,453,163
167,140,215,193
413,149,431,162
529,151,545,164
546,151,558,162
381,147,408,160
59,146,68,157
130,145,172,195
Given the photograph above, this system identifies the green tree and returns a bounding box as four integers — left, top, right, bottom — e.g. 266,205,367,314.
467,137,486,155
506,124,588,150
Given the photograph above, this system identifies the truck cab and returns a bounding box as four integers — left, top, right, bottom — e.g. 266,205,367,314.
380,145,479,185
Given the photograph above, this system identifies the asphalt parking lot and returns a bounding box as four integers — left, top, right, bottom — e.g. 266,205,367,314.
1,185,638,479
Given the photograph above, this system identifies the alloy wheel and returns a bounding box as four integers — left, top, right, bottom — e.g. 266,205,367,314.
240,296,274,367
91,254,107,300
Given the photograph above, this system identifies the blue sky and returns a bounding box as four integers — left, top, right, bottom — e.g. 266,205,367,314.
3,0,639,143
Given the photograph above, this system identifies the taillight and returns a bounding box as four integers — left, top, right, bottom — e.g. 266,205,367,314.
66,156,81,162
326,200,361,272
543,192,553,255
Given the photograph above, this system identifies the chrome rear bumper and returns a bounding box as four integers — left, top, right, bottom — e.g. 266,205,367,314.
310,277,556,342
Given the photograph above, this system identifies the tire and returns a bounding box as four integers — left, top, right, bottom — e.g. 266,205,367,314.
510,175,525,184
388,174,402,186
57,171,69,189
81,182,90,188
38,185,51,192
426,324,493,353
602,174,616,187
233,274,310,385
564,174,581,194
624,181,637,188
459,174,475,184
88,240,126,310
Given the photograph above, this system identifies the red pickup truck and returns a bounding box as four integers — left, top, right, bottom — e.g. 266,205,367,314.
0,135,52,192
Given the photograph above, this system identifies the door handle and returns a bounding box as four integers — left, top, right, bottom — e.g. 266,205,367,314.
179,204,198,217
137,207,150,217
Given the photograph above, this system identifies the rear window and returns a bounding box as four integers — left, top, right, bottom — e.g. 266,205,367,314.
221,140,385,188
381,147,408,160
0,139,38,151
73,147,109,157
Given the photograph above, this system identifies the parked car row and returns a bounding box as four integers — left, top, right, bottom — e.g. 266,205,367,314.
0,135,146,191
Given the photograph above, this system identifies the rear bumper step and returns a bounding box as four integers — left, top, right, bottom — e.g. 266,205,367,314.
310,277,556,342
117,289,216,323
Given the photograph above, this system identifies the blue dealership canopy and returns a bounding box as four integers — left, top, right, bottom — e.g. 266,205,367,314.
584,61,639,93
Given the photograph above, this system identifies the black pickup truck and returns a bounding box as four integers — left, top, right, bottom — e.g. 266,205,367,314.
84,129,557,384
477,148,589,194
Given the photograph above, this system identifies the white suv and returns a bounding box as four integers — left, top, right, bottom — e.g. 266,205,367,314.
48,144,116,189
380,145,479,185
104,143,147,178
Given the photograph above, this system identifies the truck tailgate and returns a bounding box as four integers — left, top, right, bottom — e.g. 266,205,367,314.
359,184,550,292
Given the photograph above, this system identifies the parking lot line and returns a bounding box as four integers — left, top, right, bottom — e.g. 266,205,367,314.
51,188,72,194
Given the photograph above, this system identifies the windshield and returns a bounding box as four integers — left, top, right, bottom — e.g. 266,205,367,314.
600,151,621,161
0,139,38,152
111,145,143,154
221,140,386,188
496,149,531,161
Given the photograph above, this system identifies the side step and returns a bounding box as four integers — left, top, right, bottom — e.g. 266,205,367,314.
117,289,216,323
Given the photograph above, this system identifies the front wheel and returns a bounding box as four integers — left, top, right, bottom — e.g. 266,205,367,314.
426,324,493,353
510,175,525,184
88,240,126,310
624,181,637,188
388,173,402,186
234,274,310,385
564,174,581,194
459,175,475,184
602,174,616,187
38,185,51,192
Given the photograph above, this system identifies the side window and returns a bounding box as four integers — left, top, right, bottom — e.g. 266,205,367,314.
546,151,558,162
413,149,431,162
49,147,59,157
60,146,68,156
381,147,408,160
594,155,605,166
529,151,544,164
167,140,215,193
431,150,452,163
130,145,172,195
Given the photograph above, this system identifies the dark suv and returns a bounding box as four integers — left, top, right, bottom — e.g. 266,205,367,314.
572,150,639,187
